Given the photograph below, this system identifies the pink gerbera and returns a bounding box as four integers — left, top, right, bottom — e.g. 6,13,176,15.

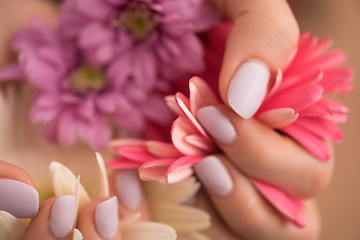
256,32,354,161
0,18,173,149
109,76,306,227
108,77,218,184
59,0,218,89
108,29,353,227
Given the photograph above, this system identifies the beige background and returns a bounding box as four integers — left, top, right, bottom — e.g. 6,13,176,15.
294,1,360,239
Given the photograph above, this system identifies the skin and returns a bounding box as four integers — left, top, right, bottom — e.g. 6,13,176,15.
0,0,332,239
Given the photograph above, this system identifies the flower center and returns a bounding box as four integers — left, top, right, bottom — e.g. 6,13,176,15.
68,65,106,94
118,2,158,41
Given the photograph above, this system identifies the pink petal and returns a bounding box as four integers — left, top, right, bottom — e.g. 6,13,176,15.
175,93,210,140
261,83,323,113
165,95,185,116
184,134,216,152
252,179,306,228
292,117,344,141
257,108,299,128
139,159,174,181
189,76,219,113
281,124,331,161
166,155,204,184
145,141,183,158
117,146,157,162
321,67,354,94
107,158,142,169
265,70,283,99
171,116,209,155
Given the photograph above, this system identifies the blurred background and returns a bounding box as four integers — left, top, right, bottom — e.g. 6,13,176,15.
294,1,360,239
0,1,359,239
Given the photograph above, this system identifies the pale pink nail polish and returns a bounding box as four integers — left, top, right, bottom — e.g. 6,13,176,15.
49,195,77,238
115,170,142,211
95,196,119,239
0,179,39,218
227,60,270,119
194,156,233,196
197,106,236,144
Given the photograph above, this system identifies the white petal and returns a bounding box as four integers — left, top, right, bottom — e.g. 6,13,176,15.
151,204,210,232
0,211,25,240
122,221,177,240
49,161,91,209
73,228,83,240
95,153,109,197
145,177,200,204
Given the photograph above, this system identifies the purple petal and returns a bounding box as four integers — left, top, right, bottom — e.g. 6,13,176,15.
78,116,111,149
0,64,24,81
19,52,61,91
79,23,115,48
76,0,113,21
138,94,174,125
57,109,78,146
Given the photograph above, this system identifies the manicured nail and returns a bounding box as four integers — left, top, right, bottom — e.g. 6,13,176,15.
0,179,39,218
49,195,77,238
197,106,236,144
95,197,119,239
227,60,270,119
194,156,233,196
115,170,142,211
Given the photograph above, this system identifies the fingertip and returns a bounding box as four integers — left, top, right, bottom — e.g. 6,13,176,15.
109,170,151,221
216,0,300,118
24,196,76,240
0,161,39,218
77,197,122,240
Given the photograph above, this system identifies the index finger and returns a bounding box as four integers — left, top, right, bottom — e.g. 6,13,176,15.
0,160,39,218
207,0,299,119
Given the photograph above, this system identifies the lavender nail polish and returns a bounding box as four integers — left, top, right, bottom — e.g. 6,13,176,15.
95,197,119,239
194,156,233,196
49,195,77,238
227,60,270,119
197,106,236,144
115,170,142,211
0,179,39,218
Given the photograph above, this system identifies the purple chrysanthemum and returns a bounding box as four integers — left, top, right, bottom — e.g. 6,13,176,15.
59,0,218,89
0,18,173,149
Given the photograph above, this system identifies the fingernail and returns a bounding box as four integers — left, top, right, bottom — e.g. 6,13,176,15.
49,195,77,238
115,170,142,211
95,197,119,239
227,60,270,119
194,156,233,196
0,179,39,218
197,106,236,144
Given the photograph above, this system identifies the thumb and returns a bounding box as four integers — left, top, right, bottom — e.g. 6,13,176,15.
209,0,299,119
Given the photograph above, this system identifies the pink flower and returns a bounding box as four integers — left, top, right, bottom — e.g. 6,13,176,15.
108,30,354,228
108,76,306,227
59,0,218,89
108,77,218,184
256,32,354,161
0,18,173,149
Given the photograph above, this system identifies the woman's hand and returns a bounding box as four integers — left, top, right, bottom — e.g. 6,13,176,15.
0,161,152,240
192,105,331,240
